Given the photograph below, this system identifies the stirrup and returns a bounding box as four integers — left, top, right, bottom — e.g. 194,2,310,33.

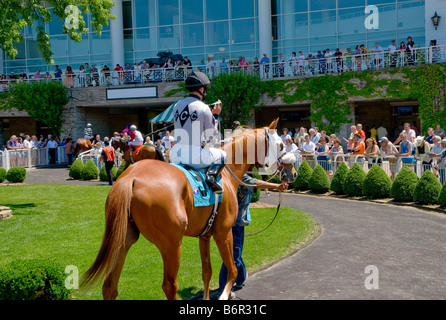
206,176,223,194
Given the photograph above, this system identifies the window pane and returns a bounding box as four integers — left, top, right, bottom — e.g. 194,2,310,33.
159,0,179,26
48,9,64,35
182,23,204,47
281,13,308,40
158,25,180,49
231,19,255,43
397,2,424,30
134,28,157,51
182,0,204,23
123,1,133,29
310,0,336,11
69,34,89,55
206,21,229,45
282,0,308,14
338,7,366,35
49,35,68,57
206,0,228,21
338,0,365,8
310,10,336,36
231,0,254,19
90,31,111,55
134,0,149,28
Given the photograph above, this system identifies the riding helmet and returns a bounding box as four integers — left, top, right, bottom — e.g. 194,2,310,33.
185,71,210,91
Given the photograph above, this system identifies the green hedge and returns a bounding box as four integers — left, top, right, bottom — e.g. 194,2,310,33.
362,164,392,199
99,165,117,182
438,181,446,208
330,162,349,194
308,165,330,193
80,160,99,180
116,161,128,179
390,167,419,202
6,167,26,183
69,159,84,179
0,259,71,300
0,168,6,183
343,163,366,197
293,160,313,191
413,170,442,205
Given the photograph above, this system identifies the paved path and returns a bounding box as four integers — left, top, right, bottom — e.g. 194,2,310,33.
236,192,446,300
23,167,446,299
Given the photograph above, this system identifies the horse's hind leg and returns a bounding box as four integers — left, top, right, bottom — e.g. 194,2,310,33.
102,219,140,300
199,236,212,300
214,229,237,300
160,242,182,300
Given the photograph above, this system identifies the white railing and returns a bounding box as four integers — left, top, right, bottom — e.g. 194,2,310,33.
1,44,445,92
78,149,123,170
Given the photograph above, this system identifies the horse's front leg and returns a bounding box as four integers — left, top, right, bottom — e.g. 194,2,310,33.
199,235,212,300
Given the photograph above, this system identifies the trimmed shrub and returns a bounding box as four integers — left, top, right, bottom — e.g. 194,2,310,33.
116,161,127,179
250,188,261,203
69,159,84,179
362,164,392,199
6,167,26,183
343,163,366,197
0,259,71,300
330,162,349,194
99,165,118,182
413,170,442,205
293,160,313,191
308,165,330,193
390,167,419,202
0,168,6,183
80,160,99,180
438,181,446,208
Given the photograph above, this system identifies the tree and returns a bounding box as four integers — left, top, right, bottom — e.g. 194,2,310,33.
205,72,264,129
1,81,69,137
0,0,115,64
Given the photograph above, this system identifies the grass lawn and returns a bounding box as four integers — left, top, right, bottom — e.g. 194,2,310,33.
0,184,318,300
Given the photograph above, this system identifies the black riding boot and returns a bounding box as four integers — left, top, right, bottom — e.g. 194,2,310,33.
205,162,226,194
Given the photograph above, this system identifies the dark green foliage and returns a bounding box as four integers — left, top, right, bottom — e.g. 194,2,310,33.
250,188,261,203
205,72,264,129
0,259,71,300
438,181,446,208
3,81,69,137
6,167,26,183
413,170,442,205
293,160,313,191
116,161,128,179
80,160,99,180
0,168,6,182
330,162,349,194
99,164,117,182
68,159,84,179
343,163,366,197
362,164,392,199
390,167,419,202
308,165,330,193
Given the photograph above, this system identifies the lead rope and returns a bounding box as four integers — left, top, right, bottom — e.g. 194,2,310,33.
224,166,284,237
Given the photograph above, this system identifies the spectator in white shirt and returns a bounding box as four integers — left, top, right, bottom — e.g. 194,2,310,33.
394,122,416,145
161,130,175,151
280,128,292,142
300,135,316,162
47,135,59,165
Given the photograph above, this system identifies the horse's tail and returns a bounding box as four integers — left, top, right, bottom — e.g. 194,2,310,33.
81,176,134,288
74,140,79,158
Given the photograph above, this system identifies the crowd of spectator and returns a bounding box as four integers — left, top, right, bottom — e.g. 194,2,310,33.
279,122,446,183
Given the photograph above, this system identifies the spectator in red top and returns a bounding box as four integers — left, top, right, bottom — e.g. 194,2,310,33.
350,133,366,155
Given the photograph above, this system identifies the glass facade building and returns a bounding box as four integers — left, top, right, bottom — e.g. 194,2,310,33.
0,0,427,74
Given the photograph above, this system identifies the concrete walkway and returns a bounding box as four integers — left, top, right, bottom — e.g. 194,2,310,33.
236,192,446,300
22,166,446,299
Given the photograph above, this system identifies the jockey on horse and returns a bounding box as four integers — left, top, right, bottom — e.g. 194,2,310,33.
170,71,226,194
84,123,94,143
128,125,143,152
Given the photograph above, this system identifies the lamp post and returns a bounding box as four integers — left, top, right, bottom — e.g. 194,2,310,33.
431,11,441,30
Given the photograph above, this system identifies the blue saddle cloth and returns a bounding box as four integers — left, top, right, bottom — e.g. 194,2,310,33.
170,163,223,207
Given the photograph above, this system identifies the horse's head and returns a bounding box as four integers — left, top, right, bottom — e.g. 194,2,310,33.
111,137,127,151
261,118,297,184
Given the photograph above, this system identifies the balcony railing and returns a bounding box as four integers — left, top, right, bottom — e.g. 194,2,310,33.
1,44,445,92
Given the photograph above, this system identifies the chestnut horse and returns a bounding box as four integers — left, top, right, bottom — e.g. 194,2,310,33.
82,119,296,300
74,138,92,157
111,137,165,169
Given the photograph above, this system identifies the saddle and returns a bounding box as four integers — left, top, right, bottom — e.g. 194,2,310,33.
170,163,222,207
131,145,143,157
